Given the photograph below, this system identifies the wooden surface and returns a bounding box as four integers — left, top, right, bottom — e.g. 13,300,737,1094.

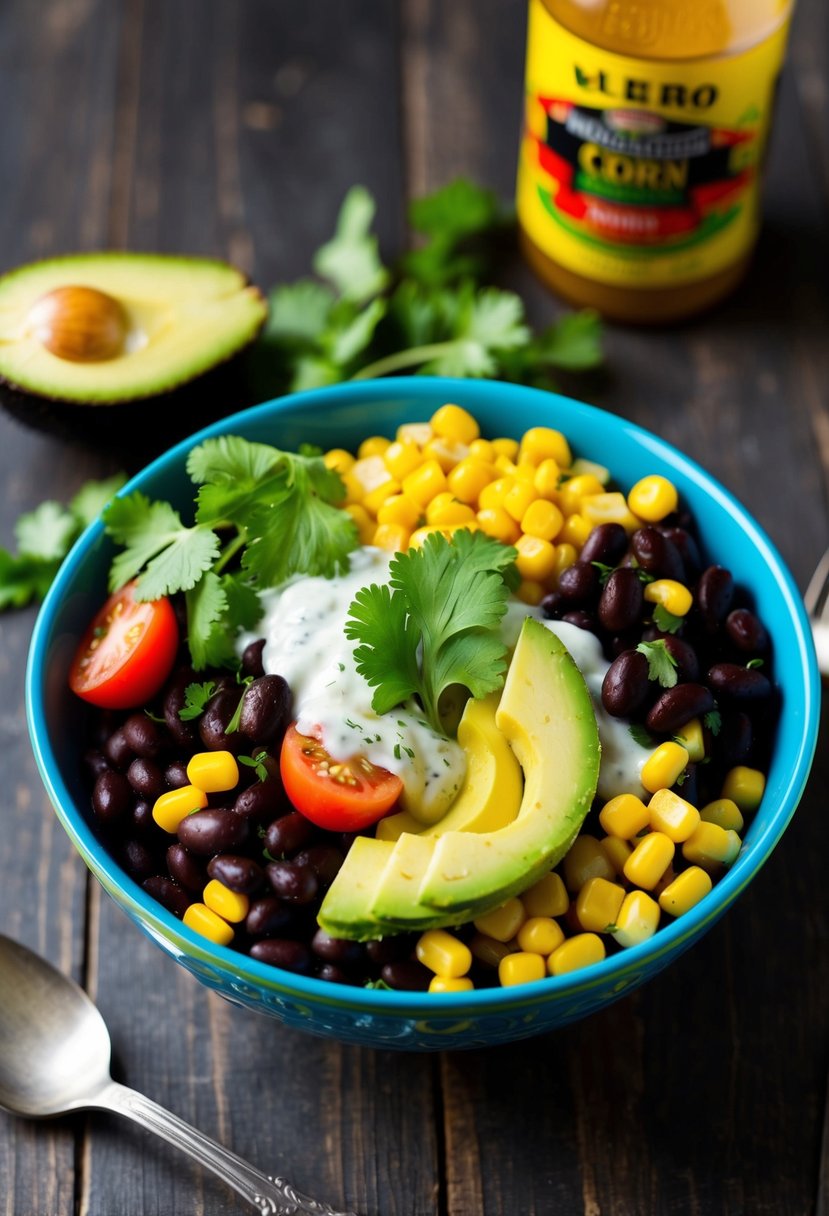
1,2,827,1214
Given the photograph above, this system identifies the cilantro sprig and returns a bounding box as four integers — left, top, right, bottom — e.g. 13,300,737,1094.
636,639,679,688
344,530,518,737
103,436,358,670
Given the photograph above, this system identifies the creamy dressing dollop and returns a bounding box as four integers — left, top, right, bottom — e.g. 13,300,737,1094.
238,546,652,821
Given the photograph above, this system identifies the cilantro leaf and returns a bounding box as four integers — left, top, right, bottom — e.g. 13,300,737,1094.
703,709,722,736
0,549,62,609
69,473,128,528
179,681,219,721
346,584,421,714
629,723,656,749
636,639,679,688
652,604,685,634
15,501,78,561
313,185,390,304
263,279,336,344
535,309,604,372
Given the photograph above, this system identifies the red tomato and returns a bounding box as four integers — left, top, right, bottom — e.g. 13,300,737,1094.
68,580,179,710
280,723,403,831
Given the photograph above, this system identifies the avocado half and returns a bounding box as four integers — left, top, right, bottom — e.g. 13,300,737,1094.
0,252,268,465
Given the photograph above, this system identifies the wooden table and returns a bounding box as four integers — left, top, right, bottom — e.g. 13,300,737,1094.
1,3,827,1213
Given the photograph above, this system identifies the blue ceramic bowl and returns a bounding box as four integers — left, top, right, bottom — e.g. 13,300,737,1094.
26,378,820,1051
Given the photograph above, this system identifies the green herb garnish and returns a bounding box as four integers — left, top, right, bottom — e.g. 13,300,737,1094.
652,604,685,634
239,750,271,782
703,709,722,736
636,639,679,688
178,681,219,721
629,723,656,749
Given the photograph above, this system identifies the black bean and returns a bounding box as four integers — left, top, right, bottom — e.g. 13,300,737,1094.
177,808,249,855
249,939,312,973
707,662,771,703
579,522,628,567
241,638,266,679
366,936,415,966
725,608,769,654
207,853,265,895
163,668,199,748
646,683,716,735
561,609,600,635
126,757,167,801
659,526,702,580
122,712,165,758
166,842,206,893
132,799,155,834
311,928,365,968
103,727,133,770
245,896,295,938
558,561,601,606
199,688,246,754
142,875,191,918
676,763,699,806
716,712,754,767
121,838,156,880
598,567,643,633
293,845,344,889
92,769,132,825
265,812,315,858
233,776,288,821
660,635,700,683
238,675,292,745
601,649,650,717
164,760,190,789
84,747,110,779
380,960,432,992
540,591,564,619
630,527,685,580
316,963,350,984
696,566,734,630
266,860,319,904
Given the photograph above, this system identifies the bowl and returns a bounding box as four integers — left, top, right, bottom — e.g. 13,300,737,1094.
25,377,821,1051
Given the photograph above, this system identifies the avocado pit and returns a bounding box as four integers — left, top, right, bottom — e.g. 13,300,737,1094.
26,285,129,363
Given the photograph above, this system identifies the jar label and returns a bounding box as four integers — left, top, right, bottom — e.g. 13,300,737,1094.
516,1,791,289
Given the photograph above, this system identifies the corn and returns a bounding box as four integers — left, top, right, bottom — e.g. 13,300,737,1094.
423,437,469,473
397,421,433,446
402,459,448,507
186,750,239,794
613,890,661,948
599,792,650,839
514,461,538,485
552,543,579,586
478,476,514,511
558,473,605,516
476,506,521,544
447,457,496,504
203,879,250,923
521,498,564,542
429,975,475,993
503,481,539,522
623,831,675,890
470,933,516,969
640,741,689,793
363,477,402,518
643,579,693,617
344,503,376,545
599,835,633,877
521,871,569,918
358,435,391,459
468,438,496,463
647,788,700,842
627,474,679,522
152,785,208,833
183,902,234,947
533,458,561,499
563,834,616,892
682,822,741,871
383,440,423,481
409,522,476,548
323,448,355,475
569,458,610,485
514,534,558,582
547,933,605,976
558,512,592,550
341,470,365,505
372,522,411,553
494,453,518,474
425,494,476,527
674,717,705,763
431,402,480,445
491,436,519,461
350,454,394,495
377,493,423,530
519,426,572,467
658,866,713,917
499,952,546,987
721,765,765,811
473,897,526,942
416,929,473,977
517,579,546,606
517,916,565,956
575,876,626,934
700,798,744,832
652,863,677,899
581,491,640,532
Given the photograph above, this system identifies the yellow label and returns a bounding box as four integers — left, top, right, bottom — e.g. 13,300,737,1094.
516,1,791,289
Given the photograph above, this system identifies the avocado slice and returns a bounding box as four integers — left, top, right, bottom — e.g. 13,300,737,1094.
317,618,601,941
0,253,267,461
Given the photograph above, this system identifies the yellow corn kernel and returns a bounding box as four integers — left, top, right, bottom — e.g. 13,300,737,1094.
470,933,516,969
499,951,547,987
494,453,518,474
341,470,365,505
358,435,391,459
383,439,423,481
516,579,545,606
652,862,677,898
700,798,745,832
547,933,605,976
519,425,572,467
640,741,690,794
552,542,579,584
517,916,565,956
447,457,497,504
581,491,641,533
521,871,569,918
473,897,526,942
598,792,650,839
183,902,234,947
628,474,679,522
563,834,616,892
599,835,633,877
152,785,208,833
575,876,626,934
643,579,693,617
613,890,661,948
409,522,477,548
623,831,675,890
503,480,539,522
397,421,433,446
721,765,765,811
476,506,521,544
558,473,606,515
558,512,592,550
514,534,558,582
372,522,411,553
423,436,469,473
377,493,423,530
514,460,539,485
323,448,355,475
402,459,448,507
431,402,480,445
569,457,610,485
416,929,473,978
521,498,564,542
533,458,561,500
363,477,402,518
478,475,514,511
429,975,475,994
426,494,477,527
350,454,394,495
647,788,700,842
468,438,496,463
344,503,376,545
203,879,250,924
491,436,519,461
682,822,741,871
186,750,239,794
658,866,713,917
674,717,706,763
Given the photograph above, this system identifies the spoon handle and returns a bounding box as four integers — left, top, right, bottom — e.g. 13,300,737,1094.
95,1079,357,1216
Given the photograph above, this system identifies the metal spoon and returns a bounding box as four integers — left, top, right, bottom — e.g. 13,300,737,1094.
0,933,357,1216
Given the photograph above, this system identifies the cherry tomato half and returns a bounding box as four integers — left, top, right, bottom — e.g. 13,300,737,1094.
280,723,403,832
68,580,179,710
